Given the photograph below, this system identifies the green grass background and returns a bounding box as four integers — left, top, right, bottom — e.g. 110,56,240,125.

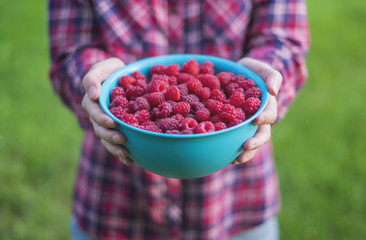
1,0,365,239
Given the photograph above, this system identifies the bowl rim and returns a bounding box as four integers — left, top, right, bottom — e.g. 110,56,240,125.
99,54,269,139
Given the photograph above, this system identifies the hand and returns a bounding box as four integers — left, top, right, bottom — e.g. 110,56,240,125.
81,58,133,166
232,58,283,165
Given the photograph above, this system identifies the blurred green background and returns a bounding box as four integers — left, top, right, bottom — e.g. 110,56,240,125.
1,0,365,239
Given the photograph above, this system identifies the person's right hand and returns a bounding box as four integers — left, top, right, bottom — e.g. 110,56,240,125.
81,58,133,166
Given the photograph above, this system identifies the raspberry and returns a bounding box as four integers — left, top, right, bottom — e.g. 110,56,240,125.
199,61,215,74
172,114,184,126
143,123,163,133
214,122,227,131
110,86,125,100
164,86,180,101
150,65,167,75
120,113,139,126
157,117,180,132
187,78,203,93
195,87,211,101
239,79,256,92
110,106,128,120
135,110,151,124
165,64,180,76
243,97,261,115
133,97,150,112
210,89,226,102
182,129,194,134
167,76,178,85
151,74,170,83
166,130,181,134
155,102,172,119
198,74,220,90
181,94,199,104
195,108,211,122
173,102,191,116
145,92,165,107
219,104,236,123
235,108,246,122
217,72,234,86
205,99,223,115
210,115,221,124
131,71,146,80
176,84,189,96
231,74,247,83
109,95,129,108
182,59,200,75
182,118,198,131
190,101,205,113
194,121,215,134
126,85,145,100
119,75,136,89
177,73,195,84
245,87,262,99
229,92,245,108
225,82,243,96
135,79,148,89
148,79,168,93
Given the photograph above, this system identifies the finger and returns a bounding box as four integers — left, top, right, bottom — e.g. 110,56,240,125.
254,95,278,125
91,119,125,145
83,58,125,100
243,124,272,150
82,95,117,128
238,58,283,96
232,149,258,165
101,139,133,166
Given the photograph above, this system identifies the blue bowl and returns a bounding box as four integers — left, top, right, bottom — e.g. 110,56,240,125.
99,54,268,179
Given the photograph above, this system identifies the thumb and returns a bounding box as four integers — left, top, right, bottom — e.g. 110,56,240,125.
83,58,125,100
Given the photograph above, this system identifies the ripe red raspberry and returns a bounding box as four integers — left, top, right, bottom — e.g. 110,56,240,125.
109,95,129,108
229,92,245,108
194,121,215,134
165,64,180,76
219,104,236,123
120,113,139,126
143,123,163,133
119,75,136,89
133,97,150,112
245,87,262,99
134,110,151,124
199,61,215,74
166,130,181,134
110,86,125,100
181,94,200,104
231,74,247,83
173,102,191,116
177,73,195,84
210,89,226,102
243,97,261,115
157,117,180,132
164,86,180,101
187,78,203,93
182,59,200,75
135,79,148,89
210,114,221,123
195,108,211,122
235,108,246,122
216,72,234,86
182,118,198,131
214,122,227,131
145,92,165,107
125,85,145,100
131,71,146,80
155,102,173,119
172,114,184,125
167,76,178,85
195,87,211,101
176,84,189,96
181,129,194,134
151,74,170,83
150,65,167,75
205,99,223,115
225,82,243,96
110,106,128,120
148,79,168,93
239,79,256,92
198,74,220,90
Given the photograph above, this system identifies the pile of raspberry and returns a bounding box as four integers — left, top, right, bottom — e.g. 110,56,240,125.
108,59,262,134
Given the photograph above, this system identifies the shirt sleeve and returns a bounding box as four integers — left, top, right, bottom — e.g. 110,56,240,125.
244,0,310,122
48,0,113,129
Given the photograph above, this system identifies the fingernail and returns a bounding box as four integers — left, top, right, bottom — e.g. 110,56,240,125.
112,134,123,144
117,149,124,158
119,157,132,166
87,86,97,99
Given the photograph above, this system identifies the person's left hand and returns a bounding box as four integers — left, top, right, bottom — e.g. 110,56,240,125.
231,58,283,165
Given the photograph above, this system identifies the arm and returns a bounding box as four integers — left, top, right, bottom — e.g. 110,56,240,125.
234,0,310,164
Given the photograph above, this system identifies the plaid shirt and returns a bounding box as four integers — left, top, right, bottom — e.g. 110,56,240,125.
48,0,309,239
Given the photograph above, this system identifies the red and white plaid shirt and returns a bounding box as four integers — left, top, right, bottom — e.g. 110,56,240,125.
48,0,309,239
